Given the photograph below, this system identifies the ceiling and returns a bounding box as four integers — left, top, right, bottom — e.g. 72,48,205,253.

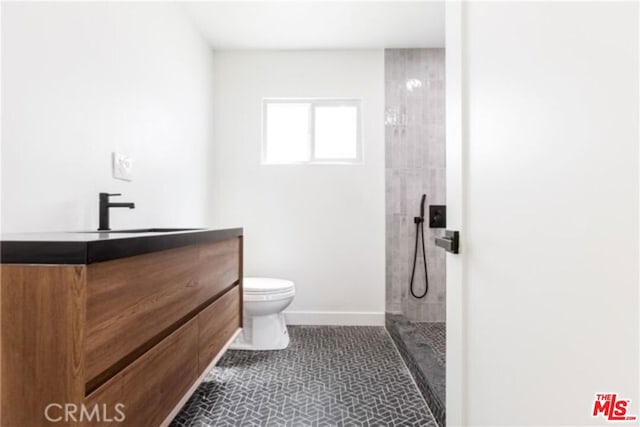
183,1,444,50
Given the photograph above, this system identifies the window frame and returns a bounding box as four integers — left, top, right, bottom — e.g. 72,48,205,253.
261,98,363,165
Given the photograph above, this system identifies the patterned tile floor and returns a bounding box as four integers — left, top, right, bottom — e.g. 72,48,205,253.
171,326,437,427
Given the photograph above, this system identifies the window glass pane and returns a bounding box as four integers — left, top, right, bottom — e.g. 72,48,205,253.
314,105,358,160
265,103,310,163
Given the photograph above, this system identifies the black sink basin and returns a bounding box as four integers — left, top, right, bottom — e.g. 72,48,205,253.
80,228,204,234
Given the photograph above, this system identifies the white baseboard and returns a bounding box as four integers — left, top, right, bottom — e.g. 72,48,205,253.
284,310,385,326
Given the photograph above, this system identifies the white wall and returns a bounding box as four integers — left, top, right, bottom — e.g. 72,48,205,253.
1,2,215,232
458,2,639,425
209,51,385,325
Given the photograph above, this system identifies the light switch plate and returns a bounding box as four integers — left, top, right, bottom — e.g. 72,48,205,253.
112,152,133,181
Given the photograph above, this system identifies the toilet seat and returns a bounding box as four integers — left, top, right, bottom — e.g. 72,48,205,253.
243,277,295,301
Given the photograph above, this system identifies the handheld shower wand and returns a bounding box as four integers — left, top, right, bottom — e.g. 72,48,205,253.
410,194,429,298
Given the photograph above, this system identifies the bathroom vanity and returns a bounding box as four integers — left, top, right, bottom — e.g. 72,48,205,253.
0,228,243,426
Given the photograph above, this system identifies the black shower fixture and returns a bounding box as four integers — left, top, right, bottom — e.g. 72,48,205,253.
410,194,429,299
429,205,446,228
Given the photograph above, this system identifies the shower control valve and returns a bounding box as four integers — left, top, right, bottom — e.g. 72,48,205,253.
429,205,447,228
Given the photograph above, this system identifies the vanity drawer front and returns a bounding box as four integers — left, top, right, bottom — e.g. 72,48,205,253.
198,285,241,372
85,238,240,389
198,239,242,298
84,316,199,427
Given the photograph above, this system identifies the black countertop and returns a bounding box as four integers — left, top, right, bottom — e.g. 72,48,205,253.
0,228,243,265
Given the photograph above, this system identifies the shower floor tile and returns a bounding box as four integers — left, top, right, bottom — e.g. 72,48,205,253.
171,326,437,427
386,314,445,426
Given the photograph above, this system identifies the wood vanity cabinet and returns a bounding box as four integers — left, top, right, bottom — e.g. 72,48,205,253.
0,232,243,427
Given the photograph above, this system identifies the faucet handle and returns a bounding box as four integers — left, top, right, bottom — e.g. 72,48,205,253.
100,192,122,198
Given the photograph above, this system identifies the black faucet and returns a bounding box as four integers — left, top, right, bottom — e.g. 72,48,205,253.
98,193,135,231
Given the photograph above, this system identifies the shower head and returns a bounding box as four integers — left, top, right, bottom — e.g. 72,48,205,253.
420,194,427,219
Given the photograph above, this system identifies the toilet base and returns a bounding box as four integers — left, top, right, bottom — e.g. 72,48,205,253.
229,312,290,351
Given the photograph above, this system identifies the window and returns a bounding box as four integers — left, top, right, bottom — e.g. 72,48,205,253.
262,99,362,164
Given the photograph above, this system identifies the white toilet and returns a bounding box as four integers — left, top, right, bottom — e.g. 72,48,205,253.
230,277,295,351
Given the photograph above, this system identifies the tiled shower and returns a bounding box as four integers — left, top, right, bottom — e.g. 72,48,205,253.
384,48,446,426
385,48,446,321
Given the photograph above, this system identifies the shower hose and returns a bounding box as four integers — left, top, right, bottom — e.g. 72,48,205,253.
410,215,429,299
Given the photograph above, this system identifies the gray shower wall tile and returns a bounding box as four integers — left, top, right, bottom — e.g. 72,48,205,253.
387,169,400,215
427,135,446,171
420,49,434,81
385,127,394,168
387,302,402,314
386,48,445,323
403,299,445,323
422,303,445,323
404,170,417,213
428,168,446,205
407,94,424,126
398,128,409,168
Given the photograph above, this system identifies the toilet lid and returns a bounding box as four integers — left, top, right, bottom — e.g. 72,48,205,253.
243,277,295,295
